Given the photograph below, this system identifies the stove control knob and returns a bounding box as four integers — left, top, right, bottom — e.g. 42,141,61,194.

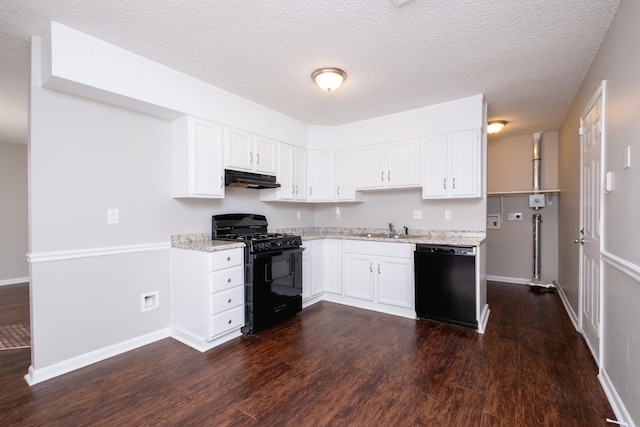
265,242,271,250
276,240,283,248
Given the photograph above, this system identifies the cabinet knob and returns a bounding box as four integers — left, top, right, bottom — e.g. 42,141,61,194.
226,256,231,261
228,298,232,303
227,278,231,283
228,319,232,324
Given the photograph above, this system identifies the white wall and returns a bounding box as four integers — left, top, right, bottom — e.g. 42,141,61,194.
29,38,313,374
559,0,640,424
0,141,28,284
315,189,485,231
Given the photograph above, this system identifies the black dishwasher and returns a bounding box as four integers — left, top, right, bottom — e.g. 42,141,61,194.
414,244,477,329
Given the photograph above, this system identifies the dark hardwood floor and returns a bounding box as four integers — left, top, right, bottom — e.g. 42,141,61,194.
1,282,614,426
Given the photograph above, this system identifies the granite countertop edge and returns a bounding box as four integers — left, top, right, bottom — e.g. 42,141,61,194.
171,229,486,252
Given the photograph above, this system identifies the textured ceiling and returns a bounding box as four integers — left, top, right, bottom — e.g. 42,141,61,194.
0,0,621,145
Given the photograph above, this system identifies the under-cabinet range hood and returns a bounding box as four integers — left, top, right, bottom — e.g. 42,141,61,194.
224,169,281,189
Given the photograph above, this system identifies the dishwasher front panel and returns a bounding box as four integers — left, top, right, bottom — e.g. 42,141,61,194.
414,246,477,328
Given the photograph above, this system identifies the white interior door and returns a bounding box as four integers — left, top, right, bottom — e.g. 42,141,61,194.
578,83,604,364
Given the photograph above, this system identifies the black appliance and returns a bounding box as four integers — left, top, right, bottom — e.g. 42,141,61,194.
224,169,281,189
414,244,477,329
212,213,303,334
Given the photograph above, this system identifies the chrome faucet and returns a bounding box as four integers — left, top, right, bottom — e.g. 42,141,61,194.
388,222,398,236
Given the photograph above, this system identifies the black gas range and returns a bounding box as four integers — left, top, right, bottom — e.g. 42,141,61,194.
212,214,304,334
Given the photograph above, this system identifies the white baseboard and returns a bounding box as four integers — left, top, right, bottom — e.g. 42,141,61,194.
170,326,242,353
554,283,579,331
486,275,531,285
24,328,170,385
0,276,30,286
599,369,636,427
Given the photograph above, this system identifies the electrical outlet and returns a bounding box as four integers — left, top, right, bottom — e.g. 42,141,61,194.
508,213,514,220
296,211,301,220
413,210,423,219
445,210,452,220
107,208,119,224
514,212,523,220
334,207,341,219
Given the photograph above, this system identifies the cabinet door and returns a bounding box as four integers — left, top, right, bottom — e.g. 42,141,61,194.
335,150,359,201
387,139,421,188
293,147,307,201
343,253,375,301
171,116,224,198
308,151,335,201
422,133,449,198
254,136,278,175
277,143,295,200
302,243,313,300
356,145,386,190
225,128,254,171
317,239,342,294
377,257,413,309
449,129,480,197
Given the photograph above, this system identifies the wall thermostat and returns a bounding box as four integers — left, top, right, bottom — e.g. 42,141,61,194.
529,194,546,208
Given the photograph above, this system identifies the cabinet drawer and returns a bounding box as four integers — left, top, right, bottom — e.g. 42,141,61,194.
209,266,243,293
209,286,243,313
208,248,243,270
208,305,244,339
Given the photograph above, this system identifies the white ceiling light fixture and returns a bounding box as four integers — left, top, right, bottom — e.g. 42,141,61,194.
312,68,347,92
487,120,507,134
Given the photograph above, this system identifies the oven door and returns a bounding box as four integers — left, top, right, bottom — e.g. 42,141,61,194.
244,247,304,334
251,247,303,305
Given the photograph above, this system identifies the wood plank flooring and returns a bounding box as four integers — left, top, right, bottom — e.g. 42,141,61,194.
0,282,614,426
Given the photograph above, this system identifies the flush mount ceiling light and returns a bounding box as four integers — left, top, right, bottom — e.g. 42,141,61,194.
487,120,507,134
311,68,347,92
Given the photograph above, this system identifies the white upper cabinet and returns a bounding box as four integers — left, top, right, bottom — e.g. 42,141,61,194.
307,151,335,201
422,128,481,199
335,150,363,202
225,128,277,175
171,116,225,198
260,143,306,201
356,139,421,190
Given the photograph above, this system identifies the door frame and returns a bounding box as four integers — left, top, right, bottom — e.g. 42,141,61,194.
578,80,606,368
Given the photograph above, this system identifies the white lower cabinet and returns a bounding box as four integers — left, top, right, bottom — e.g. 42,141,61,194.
332,240,415,318
171,247,244,352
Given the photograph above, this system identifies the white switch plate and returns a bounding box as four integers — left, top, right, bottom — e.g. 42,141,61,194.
107,208,119,224
625,145,631,168
334,207,341,219
296,211,301,220
444,210,452,220
413,210,423,219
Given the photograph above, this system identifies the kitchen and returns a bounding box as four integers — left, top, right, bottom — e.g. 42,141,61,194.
1,1,639,425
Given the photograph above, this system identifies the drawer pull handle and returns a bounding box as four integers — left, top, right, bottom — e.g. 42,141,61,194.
227,278,231,283
228,319,232,324
226,256,231,261
228,298,232,303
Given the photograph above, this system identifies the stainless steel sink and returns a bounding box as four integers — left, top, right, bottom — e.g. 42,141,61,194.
356,233,409,239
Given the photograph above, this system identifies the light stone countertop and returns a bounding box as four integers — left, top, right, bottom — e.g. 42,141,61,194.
171,228,486,253
170,233,245,252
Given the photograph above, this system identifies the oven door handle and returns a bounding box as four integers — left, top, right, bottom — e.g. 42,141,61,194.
252,247,305,259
